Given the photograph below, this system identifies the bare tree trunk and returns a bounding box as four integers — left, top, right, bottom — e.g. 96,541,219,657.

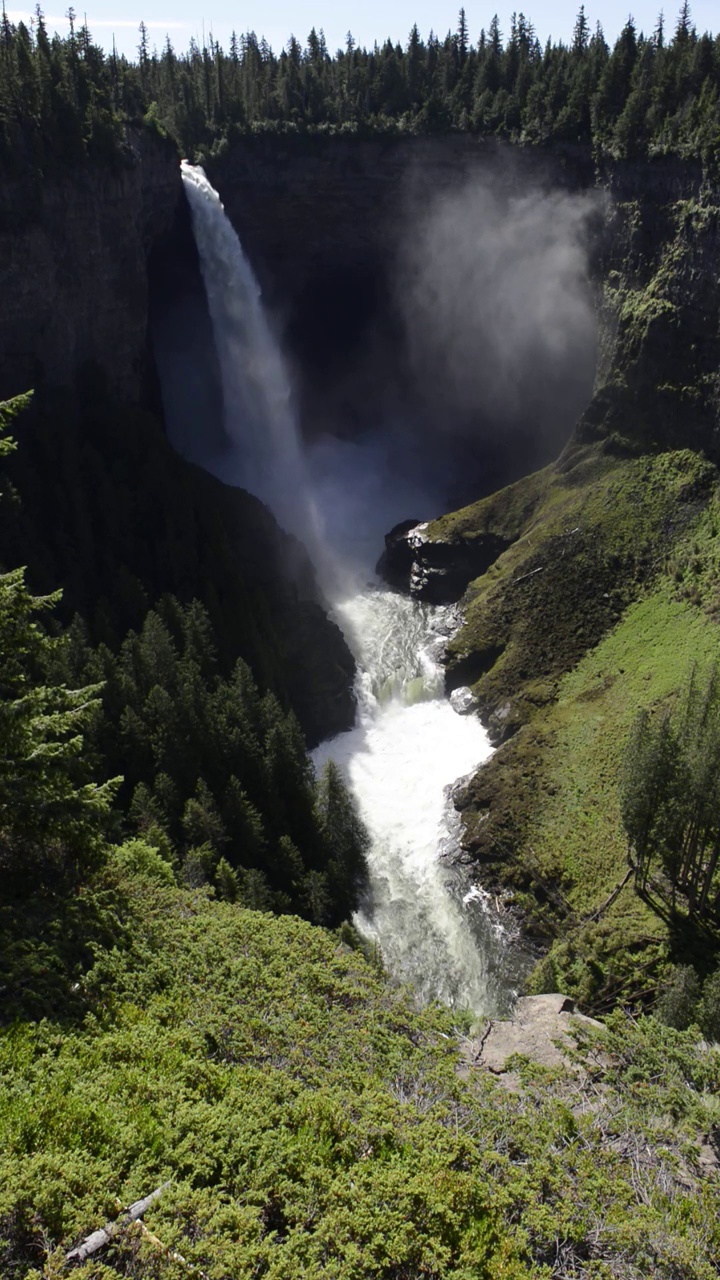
698,842,720,918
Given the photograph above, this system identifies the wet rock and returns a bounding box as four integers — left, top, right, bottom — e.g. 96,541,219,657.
486,698,524,745
376,519,425,591
409,529,512,604
377,520,512,604
450,686,479,716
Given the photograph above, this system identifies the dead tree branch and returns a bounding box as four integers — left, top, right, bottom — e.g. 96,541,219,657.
65,1181,172,1266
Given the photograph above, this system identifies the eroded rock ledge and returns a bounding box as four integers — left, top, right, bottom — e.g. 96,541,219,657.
377,518,512,605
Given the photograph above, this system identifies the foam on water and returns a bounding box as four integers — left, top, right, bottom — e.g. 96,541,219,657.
313,585,521,1013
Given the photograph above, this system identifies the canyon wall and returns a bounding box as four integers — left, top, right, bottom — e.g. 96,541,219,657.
581,154,720,461
208,137,718,471
3,128,714,468
206,137,718,501
207,134,592,295
0,130,181,403
207,135,597,474
0,130,357,745
2,127,717,748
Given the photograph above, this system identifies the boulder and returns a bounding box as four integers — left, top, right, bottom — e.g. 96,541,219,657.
450,686,479,715
376,519,425,591
467,994,603,1078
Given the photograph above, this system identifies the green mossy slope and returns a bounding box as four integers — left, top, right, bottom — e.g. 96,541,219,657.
440,445,714,734
433,446,720,1007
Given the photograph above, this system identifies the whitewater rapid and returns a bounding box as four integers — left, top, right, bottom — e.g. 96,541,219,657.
179,162,525,1016
313,586,521,1012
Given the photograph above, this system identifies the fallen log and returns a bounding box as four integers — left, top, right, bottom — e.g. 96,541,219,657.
65,1181,172,1265
586,866,634,923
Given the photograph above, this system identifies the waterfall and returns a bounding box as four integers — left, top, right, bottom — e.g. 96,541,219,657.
180,162,526,1015
180,161,317,548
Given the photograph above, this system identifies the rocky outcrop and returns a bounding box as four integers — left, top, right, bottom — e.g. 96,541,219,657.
0,130,182,404
462,993,603,1085
378,518,514,604
575,155,720,461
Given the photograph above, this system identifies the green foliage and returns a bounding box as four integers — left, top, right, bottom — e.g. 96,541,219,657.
315,758,371,922
437,443,720,1010
657,962,702,1028
1,875,719,1277
0,559,124,1022
49,596,369,925
621,665,720,919
699,966,720,1041
0,11,124,168
0,392,32,453
0,394,365,1003
112,837,177,887
0,382,352,748
0,881,518,1279
0,564,116,893
654,959,720,1040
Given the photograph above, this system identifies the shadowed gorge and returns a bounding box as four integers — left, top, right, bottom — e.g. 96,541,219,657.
206,137,600,505
148,184,229,465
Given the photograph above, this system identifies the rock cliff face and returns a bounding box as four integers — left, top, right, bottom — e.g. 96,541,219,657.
207,135,597,476
206,136,584,291
0,131,181,403
0,131,357,744
208,141,716,513
209,134,592,297
581,155,720,461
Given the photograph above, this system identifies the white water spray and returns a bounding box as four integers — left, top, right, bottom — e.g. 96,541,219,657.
180,163,526,1014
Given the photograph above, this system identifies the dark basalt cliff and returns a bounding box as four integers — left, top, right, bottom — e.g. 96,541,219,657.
582,157,720,460
207,134,597,472
0,131,356,745
0,131,180,403
207,134,593,295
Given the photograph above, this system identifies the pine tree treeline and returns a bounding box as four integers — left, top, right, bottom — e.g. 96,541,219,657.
621,665,720,920
1,392,370,1006
0,396,116,900
49,596,369,925
1,3,719,167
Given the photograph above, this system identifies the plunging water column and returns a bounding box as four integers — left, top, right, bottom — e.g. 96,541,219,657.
180,162,523,1014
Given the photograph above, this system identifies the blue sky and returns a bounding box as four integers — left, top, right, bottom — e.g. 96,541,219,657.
7,0,718,60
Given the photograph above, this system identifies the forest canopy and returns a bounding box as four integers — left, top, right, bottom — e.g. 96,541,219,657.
0,3,719,166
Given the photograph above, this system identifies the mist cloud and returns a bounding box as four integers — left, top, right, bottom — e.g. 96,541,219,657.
397,171,601,479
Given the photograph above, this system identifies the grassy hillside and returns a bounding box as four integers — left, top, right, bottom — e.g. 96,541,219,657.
431,442,720,1008
2,852,719,1279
